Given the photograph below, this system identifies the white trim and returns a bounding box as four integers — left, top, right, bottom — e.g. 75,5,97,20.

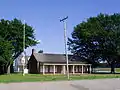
72,65,75,74
53,65,55,75
82,65,83,74
90,65,91,74
63,65,66,74
37,62,39,73
43,63,91,66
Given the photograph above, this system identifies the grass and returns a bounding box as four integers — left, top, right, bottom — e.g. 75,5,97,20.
94,68,120,72
0,73,120,83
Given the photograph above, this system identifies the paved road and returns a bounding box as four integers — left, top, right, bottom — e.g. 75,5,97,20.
0,79,120,90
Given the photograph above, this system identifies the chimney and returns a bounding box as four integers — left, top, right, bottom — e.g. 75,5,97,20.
32,49,36,54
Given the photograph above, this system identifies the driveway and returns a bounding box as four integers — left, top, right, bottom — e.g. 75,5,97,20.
0,78,120,90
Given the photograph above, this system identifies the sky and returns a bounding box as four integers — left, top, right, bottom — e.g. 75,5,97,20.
0,0,120,55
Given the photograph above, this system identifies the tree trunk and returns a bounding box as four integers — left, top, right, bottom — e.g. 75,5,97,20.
7,65,10,74
6,62,13,74
0,65,6,74
0,66,4,74
10,64,14,73
110,61,115,74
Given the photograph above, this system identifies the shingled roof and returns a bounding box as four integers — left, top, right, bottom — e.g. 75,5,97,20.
33,53,87,64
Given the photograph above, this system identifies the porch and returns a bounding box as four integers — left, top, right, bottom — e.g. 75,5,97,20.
37,63,92,74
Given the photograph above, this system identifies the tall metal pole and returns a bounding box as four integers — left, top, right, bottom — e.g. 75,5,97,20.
23,20,25,76
60,16,69,79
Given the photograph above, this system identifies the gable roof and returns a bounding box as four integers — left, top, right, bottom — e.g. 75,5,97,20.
33,53,67,63
32,53,86,64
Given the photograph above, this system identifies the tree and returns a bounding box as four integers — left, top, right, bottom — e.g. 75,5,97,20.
0,18,39,74
38,50,43,53
68,13,120,73
8,18,39,59
0,37,13,74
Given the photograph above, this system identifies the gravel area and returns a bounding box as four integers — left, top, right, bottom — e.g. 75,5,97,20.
0,78,120,90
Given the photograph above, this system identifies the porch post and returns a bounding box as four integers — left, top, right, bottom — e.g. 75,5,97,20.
72,65,75,74
53,65,55,75
90,65,91,74
63,65,66,74
42,65,45,75
37,62,39,73
82,65,83,74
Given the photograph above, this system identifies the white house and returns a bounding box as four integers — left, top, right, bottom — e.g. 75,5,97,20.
14,54,30,72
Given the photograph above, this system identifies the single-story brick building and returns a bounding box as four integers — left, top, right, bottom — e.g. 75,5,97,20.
28,49,92,74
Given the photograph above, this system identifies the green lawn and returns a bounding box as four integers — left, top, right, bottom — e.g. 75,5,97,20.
94,68,120,72
0,74,120,83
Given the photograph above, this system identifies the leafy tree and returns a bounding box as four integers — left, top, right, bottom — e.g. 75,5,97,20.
8,19,38,59
68,13,120,73
0,18,38,74
0,37,13,74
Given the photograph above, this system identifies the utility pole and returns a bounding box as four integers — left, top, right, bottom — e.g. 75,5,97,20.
60,16,69,79
22,20,26,76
